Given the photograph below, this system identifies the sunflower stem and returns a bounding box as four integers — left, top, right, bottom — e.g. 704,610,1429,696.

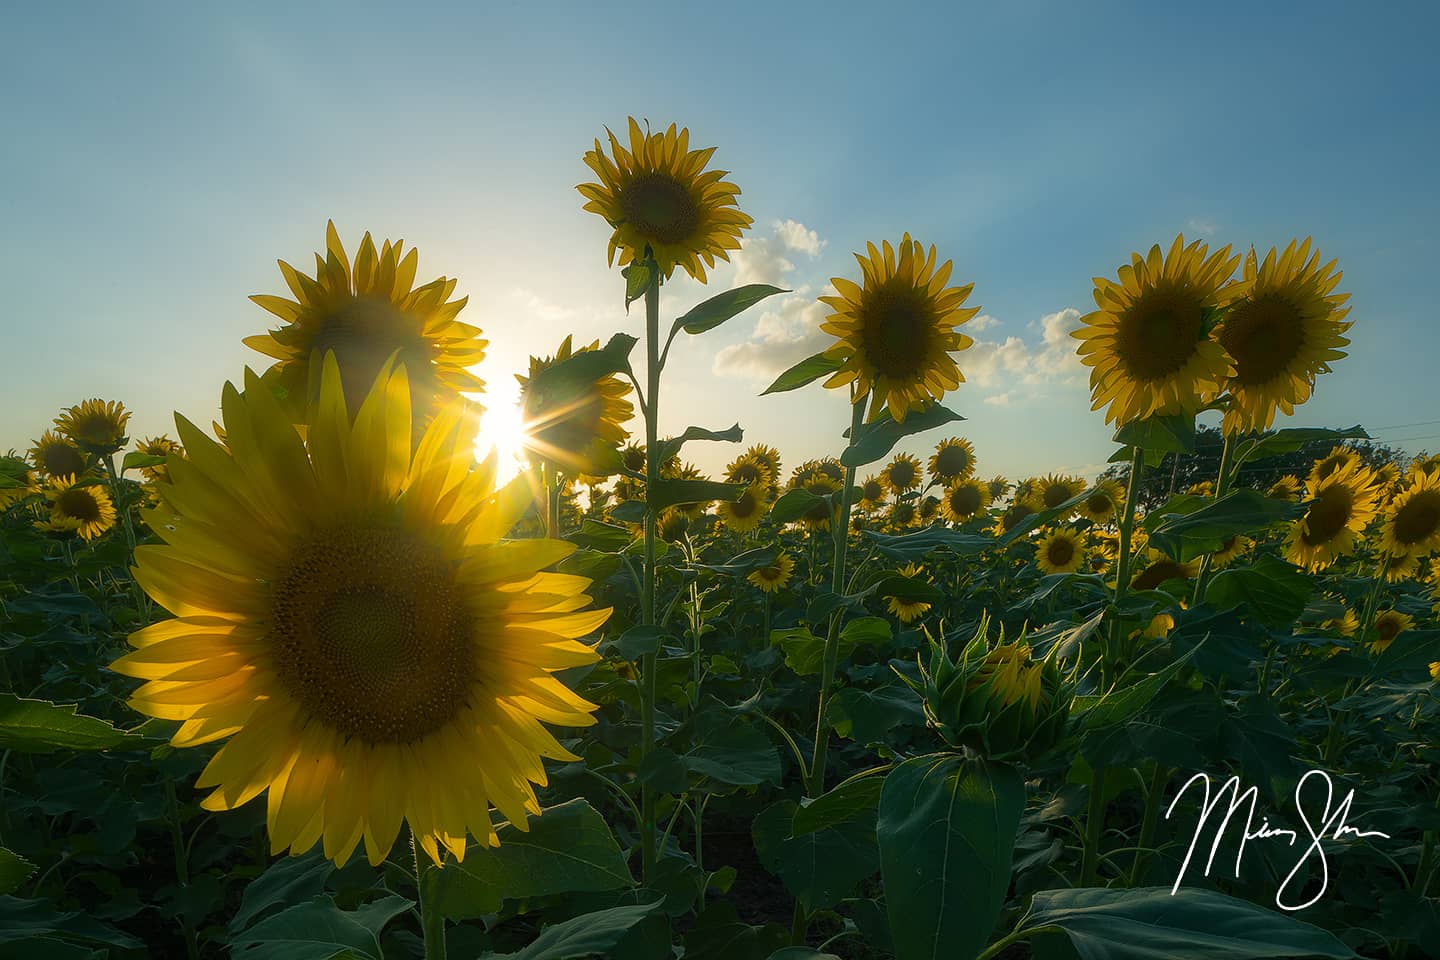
639,257,662,885
1358,553,1392,645
543,465,561,539
1190,430,1236,605
165,781,201,960
411,830,447,960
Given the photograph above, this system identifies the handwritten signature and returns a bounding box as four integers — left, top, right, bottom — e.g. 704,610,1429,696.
1166,768,1391,911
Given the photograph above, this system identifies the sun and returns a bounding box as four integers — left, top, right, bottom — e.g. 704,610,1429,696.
476,378,530,483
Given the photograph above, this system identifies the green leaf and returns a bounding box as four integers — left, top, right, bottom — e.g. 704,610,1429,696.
121,451,166,473
877,755,1025,960
1021,886,1357,959
654,424,745,464
527,333,638,400
870,574,944,604
681,721,781,787
0,850,35,897
1233,425,1368,466
791,776,885,837
623,262,653,309
752,800,880,909
772,627,844,677
0,695,137,753
841,403,965,469
568,520,633,552
228,896,381,960
1112,414,1196,457
762,351,843,395
683,901,789,960
611,625,664,661
0,896,142,950
489,903,662,960
425,799,633,921
1145,490,1302,562
1206,556,1315,629
768,951,842,960
829,685,926,742
230,852,335,932
770,487,825,523
692,545,779,575
1075,644,1198,730
862,526,994,562
839,615,893,646
648,478,748,511
674,284,787,336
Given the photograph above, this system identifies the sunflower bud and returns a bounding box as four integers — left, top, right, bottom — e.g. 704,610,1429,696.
900,613,1071,760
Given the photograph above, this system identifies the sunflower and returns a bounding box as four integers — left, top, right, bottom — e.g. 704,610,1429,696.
1036,474,1085,515
993,501,1036,537
986,476,1011,501
1130,548,1200,592
1320,603,1359,638
1368,610,1414,655
882,453,923,495
1379,467,1440,560
1140,612,1176,641
1210,534,1252,569
1309,446,1359,486
1430,661,1440,682
55,399,131,454
657,507,691,542
44,475,117,541
112,358,607,867
1383,551,1422,584
1035,527,1086,575
918,496,940,523
1217,239,1351,434
889,500,918,530
941,479,991,524
1076,479,1124,525
244,222,486,423
135,435,184,483
1186,480,1214,497
1285,462,1381,571
929,437,977,484
718,483,768,534
578,118,752,283
747,552,794,594
0,456,41,509
1267,475,1304,502
818,235,979,423
745,445,782,486
29,430,89,479
798,473,840,531
884,563,932,624
857,475,888,512
517,335,634,476
725,452,776,491
1012,478,1041,510
1073,235,1245,426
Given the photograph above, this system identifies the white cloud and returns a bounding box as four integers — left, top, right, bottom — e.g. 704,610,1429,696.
712,287,834,381
1185,217,1218,237
729,219,825,287
983,393,1011,406
964,308,1086,393
969,313,1000,333
505,287,577,323
773,219,824,257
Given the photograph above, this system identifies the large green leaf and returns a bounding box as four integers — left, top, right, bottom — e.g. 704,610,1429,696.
791,775,885,837
862,526,994,562
0,850,36,897
681,720,781,787
1233,426,1368,466
1144,490,1302,562
828,685,926,743
0,896,142,950
1206,557,1314,628
1112,414,1197,457
770,487,825,523
752,800,880,909
0,695,138,753
683,901,789,960
648,477,749,510
841,403,964,469
1075,645,1198,730
230,853,335,932
673,284,787,336
1021,886,1357,959
425,799,632,921
877,754,1025,960
654,424,745,464
227,896,383,960
762,351,843,395
487,903,661,960
527,333,638,398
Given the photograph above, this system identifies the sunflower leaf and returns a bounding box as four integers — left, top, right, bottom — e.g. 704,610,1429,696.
1145,490,1303,562
654,423,744,464
486,903,663,960
770,487,825,523
526,333,638,401
121,452,167,473
762,352,843,396
1232,425,1370,466
622,262,653,310
841,404,965,469
648,478,749,511
1111,414,1196,457
675,284,788,336
0,695,140,754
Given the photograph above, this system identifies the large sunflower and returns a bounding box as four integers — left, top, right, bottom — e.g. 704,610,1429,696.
55,399,131,454
578,118,752,283
929,437,977,484
941,478,991,524
717,482,768,534
1035,527,1086,575
244,222,486,422
819,235,979,422
1130,549,1200,591
1217,238,1351,434
1284,461,1381,571
112,358,606,867
1368,609,1414,655
1076,479,1124,525
44,474,117,541
1309,445,1359,486
30,430,89,479
1267,474,1304,502
1036,474,1085,514
724,452,776,491
1379,466,1440,560
516,335,634,475
1073,235,1245,426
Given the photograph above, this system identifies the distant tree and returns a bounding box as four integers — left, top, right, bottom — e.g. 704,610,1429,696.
1098,426,1413,510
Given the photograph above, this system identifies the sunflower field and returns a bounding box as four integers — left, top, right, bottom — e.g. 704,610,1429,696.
3,118,1439,960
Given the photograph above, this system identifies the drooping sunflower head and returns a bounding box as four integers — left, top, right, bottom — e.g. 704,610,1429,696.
718,483,768,534
882,453,923,495
929,437,977,484
819,235,979,422
517,335,635,476
54,399,131,454
747,552,794,594
29,430,90,480
1369,609,1414,655
244,222,486,425
44,474,117,541
135,435,184,483
657,506,692,542
725,452,776,491
1309,445,1359,486
1379,466,1440,560
618,442,647,474
857,475,888,512
1284,461,1381,572
1217,238,1351,434
1076,479,1124,524
577,118,752,283
941,478,991,524
1130,548,1200,592
112,357,607,868
885,562,933,623
1267,474,1304,502
1035,527,1086,575
1073,235,1245,425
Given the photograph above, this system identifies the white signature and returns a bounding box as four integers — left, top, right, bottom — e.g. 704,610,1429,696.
1165,769,1391,911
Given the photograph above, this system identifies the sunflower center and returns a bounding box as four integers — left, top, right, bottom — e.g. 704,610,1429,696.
949,486,981,516
935,445,972,477
56,487,101,522
889,462,917,488
620,174,699,245
312,297,437,412
1393,490,1440,546
270,525,473,744
862,480,885,501
1220,294,1306,385
1302,488,1354,546
1133,560,1187,591
74,414,122,446
1115,283,1207,381
1046,538,1076,567
1000,504,1032,531
1043,484,1073,509
730,490,760,519
1085,492,1114,516
1374,617,1402,647
858,282,936,379
41,444,87,478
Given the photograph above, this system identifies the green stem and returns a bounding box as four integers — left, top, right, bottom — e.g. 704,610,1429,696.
543,465,560,539
166,781,201,960
1081,765,1109,886
1128,764,1170,886
1190,431,1236,604
976,924,1064,960
639,261,662,885
1358,553,1392,643
412,830,447,960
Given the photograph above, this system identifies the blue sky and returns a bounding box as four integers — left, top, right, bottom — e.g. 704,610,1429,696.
4,2,1438,484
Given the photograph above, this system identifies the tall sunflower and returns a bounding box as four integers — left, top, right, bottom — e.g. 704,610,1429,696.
717,482,768,534
29,430,89,479
745,444,782,486
724,452,776,491
941,479,991,524
112,358,607,867
929,437,977,485
993,501,1036,537
1379,466,1440,560
1073,235,1245,426
55,399,131,454
44,475,117,541
819,234,980,422
578,118,752,283
1285,461,1381,571
882,453,923,495
1217,238,1351,434
1368,609,1413,655
244,222,486,422
986,476,1011,501
516,335,634,476
884,563,932,624
1035,527,1086,575
1076,479,1124,525
1036,474,1085,513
